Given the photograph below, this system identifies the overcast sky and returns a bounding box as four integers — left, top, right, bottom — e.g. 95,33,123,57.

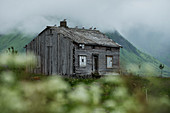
0,0,170,54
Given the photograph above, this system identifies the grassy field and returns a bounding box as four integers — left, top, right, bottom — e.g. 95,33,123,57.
30,74,170,99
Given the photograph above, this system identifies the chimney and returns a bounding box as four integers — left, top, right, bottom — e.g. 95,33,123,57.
60,19,68,28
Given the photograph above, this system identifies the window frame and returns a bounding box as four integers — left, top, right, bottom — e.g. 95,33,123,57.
106,55,113,69
79,55,87,67
79,44,85,49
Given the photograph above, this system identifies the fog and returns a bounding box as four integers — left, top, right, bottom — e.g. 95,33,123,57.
0,0,170,62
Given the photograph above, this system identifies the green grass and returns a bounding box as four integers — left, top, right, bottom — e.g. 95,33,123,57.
20,71,170,99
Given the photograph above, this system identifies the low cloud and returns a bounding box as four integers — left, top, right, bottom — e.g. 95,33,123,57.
0,0,170,55
0,0,170,33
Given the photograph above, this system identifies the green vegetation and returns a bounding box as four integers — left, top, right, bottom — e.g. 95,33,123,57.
0,31,33,53
106,31,170,77
0,53,170,113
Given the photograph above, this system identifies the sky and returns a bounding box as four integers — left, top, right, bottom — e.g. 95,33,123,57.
0,0,170,57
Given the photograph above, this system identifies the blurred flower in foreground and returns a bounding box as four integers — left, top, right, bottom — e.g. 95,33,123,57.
102,75,123,84
0,52,169,113
69,84,90,103
0,52,36,68
0,71,15,84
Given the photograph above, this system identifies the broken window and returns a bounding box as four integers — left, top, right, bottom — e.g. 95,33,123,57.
79,55,86,67
79,44,85,49
106,56,113,68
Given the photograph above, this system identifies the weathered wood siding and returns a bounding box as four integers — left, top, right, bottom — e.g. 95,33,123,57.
74,45,120,75
26,28,73,75
26,28,120,76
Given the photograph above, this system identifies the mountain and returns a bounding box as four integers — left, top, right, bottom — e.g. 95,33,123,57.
0,32,33,53
0,31,170,77
106,31,170,77
122,27,170,67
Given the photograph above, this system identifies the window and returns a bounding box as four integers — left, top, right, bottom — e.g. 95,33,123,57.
50,29,52,34
92,45,95,49
79,44,85,49
79,55,86,67
106,56,113,68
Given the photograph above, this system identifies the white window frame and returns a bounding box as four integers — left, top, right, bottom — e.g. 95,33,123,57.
79,55,86,67
106,56,113,68
79,44,85,49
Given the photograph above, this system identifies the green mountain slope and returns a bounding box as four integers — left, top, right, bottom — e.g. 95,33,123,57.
106,31,170,77
0,31,169,77
123,28,170,67
0,32,33,53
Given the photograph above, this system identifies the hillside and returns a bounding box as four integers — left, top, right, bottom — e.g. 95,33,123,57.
0,31,170,77
0,32,33,53
106,31,170,77
123,28,170,67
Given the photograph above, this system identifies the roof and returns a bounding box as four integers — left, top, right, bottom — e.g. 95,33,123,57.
46,26,121,48
25,26,122,48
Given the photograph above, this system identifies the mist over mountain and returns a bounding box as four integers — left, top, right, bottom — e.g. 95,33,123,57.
122,25,170,66
0,0,170,67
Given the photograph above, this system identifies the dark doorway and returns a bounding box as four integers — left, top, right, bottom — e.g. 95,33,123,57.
93,55,98,72
73,47,76,73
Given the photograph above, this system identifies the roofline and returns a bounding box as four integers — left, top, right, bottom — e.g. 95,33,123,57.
74,42,121,48
38,26,50,36
24,26,50,48
24,26,123,49
85,44,121,48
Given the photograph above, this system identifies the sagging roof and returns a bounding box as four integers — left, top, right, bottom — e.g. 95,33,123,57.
46,26,121,48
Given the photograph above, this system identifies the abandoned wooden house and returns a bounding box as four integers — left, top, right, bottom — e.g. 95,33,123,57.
24,20,122,76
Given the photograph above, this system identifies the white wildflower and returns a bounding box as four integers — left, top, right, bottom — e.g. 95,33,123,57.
104,100,116,108
89,83,102,105
113,87,128,98
45,76,69,91
1,71,15,84
102,76,122,84
69,84,90,103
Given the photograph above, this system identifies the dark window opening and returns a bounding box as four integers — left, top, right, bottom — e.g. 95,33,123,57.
50,29,52,34
92,45,95,49
106,47,111,51
92,55,98,72
73,48,75,73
